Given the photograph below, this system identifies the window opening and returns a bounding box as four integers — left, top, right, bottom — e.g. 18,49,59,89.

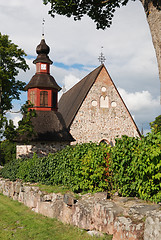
40,91,48,107
30,91,35,105
100,96,109,108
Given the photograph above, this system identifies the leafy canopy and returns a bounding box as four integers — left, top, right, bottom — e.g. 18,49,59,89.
43,0,161,30
150,115,161,134
0,33,29,114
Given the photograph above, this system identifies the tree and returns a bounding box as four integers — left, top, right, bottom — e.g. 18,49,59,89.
2,101,36,142
150,115,161,134
0,33,29,116
43,0,161,97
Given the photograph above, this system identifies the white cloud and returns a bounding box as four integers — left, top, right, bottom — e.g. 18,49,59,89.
118,88,160,112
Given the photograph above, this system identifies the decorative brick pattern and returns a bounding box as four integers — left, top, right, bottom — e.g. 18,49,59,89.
70,67,140,145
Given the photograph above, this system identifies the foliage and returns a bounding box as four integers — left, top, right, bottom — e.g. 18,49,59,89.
110,133,161,202
1,133,161,202
150,115,161,134
1,101,36,143
1,143,110,193
0,33,29,115
43,0,161,30
0,140,16,166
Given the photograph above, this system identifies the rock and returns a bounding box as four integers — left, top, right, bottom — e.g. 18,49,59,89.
87,230,104,237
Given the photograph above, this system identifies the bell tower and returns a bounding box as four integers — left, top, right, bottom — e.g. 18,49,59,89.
25,36,61,111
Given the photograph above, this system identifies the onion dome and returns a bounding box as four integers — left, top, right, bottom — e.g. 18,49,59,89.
33,38,53,64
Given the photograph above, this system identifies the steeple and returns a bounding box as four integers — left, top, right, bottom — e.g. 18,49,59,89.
25,37,61,111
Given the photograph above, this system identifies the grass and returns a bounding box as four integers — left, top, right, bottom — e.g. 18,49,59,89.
0,194,112,240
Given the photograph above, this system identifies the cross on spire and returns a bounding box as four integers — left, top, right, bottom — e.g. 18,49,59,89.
98,46,106,64
42,18,45,39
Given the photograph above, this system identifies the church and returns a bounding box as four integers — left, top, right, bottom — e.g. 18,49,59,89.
16,36,140,158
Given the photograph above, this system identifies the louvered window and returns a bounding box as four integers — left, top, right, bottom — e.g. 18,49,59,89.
30,91,35,105
40,91,48,107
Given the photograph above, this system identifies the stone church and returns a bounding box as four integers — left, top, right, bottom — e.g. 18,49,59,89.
16,37,140,158
59,64,140,146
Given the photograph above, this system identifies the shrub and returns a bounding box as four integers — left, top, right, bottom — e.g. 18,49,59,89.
0,140,16,165
110,132,161,202
1,143,111,194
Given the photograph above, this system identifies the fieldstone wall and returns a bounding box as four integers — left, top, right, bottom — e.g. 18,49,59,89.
16,141,69,158
70,67,140,145
0,178,160,240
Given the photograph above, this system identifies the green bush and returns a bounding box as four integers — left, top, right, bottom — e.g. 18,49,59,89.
110,132,161,202
1,134,160,202
1,143,110,193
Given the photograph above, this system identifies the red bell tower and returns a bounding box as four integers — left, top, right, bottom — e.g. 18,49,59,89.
25,36,61,111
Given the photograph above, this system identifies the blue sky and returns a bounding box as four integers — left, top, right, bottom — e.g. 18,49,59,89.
1,0,160,134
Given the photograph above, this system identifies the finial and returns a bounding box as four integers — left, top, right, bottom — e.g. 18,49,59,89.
62,85,66,93
98,46,106,64
42,18,45,39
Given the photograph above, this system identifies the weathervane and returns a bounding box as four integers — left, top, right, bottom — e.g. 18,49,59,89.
42,18,45,38
98,46,106,64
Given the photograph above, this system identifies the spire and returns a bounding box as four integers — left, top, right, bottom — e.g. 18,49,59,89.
42,18,45,39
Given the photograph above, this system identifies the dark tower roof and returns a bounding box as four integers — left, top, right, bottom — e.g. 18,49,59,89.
25,74,61,91
25,37,61,91
33,38,53,64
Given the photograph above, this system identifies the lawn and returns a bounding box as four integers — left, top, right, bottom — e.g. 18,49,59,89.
0,194,112,240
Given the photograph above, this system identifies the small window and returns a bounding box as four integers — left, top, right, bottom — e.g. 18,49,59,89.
100,96,109,108
52,92,57,108
30,91,35,105
40,91,48,107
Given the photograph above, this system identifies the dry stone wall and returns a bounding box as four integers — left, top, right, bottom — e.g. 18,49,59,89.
70,68,140,145
0,178,160,240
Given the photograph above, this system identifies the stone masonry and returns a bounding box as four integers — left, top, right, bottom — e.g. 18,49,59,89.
70,67,140,145
0,178,160,240
16,141,69,158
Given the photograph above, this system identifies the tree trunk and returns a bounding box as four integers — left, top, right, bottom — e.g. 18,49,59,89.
140,0,161,101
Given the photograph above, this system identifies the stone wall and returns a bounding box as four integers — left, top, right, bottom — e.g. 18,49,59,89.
70,67,140,145
16,141,69,158
0,178,160,240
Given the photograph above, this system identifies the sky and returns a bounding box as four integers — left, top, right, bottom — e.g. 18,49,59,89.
1,0,160,134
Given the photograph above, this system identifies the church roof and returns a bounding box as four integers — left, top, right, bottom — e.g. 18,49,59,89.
25,73,61,91
58,64,104,128
16,111,75,143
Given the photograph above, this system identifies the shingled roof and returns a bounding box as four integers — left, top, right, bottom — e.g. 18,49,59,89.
58,64,104,128
16,111,75,143
25,74,61,91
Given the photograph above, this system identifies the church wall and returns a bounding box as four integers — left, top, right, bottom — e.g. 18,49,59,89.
16,141,70,159
70,67,140,145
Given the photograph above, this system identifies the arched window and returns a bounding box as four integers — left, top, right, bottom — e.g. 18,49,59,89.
30,91,35,105
100,96,109,108
40,91,48,107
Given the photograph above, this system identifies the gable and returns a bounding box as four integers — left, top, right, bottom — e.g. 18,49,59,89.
58,64,104,128
59,64,140,140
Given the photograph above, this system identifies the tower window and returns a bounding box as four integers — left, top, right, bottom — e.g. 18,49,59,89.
52,92,57,108
30,91,35,105
40,91,48,107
